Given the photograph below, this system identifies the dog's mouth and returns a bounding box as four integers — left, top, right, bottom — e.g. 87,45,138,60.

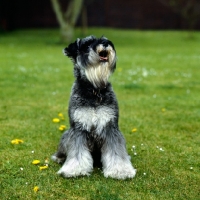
99,50,108,62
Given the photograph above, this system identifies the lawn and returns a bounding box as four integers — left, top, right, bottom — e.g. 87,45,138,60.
0,28,200,200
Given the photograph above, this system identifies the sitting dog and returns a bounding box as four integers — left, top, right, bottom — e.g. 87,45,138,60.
51,36,136,179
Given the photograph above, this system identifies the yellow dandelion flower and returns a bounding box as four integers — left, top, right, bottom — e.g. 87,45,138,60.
59,127,63,131
58,113,65,120
39,165,48,170
162,108,166,112
32,160,40,165
33,186,39,192
11,139,24,144
59,125,66,131
132,128,137,132
52,118,60,123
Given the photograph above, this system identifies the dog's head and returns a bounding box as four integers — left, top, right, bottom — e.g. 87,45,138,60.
63,36,116,89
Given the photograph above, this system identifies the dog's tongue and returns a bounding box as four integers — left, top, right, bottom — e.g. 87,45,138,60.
99,56,108,61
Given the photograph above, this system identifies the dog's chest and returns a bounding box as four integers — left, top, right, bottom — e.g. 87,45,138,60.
73,106,116,133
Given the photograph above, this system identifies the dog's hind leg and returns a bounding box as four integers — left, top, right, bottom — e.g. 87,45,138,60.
56,129,93,177
101,129,136,179
51,130,70,164
51,152,66,164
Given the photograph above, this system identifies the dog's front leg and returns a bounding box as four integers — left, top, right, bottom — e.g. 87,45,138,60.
57,130,93,178
101,129,136,180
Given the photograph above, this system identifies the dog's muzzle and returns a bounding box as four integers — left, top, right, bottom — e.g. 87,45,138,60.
99,50,108,62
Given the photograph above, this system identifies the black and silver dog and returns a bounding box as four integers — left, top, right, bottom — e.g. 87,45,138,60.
51,36,136,179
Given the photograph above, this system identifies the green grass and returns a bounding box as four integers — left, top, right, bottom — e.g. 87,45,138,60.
0,28,200,199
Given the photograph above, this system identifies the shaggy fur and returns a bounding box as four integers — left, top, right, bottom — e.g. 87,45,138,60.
51,36,136,179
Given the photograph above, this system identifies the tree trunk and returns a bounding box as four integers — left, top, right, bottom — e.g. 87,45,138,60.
60,24,74,43
65,0,83,26
51,0,83,43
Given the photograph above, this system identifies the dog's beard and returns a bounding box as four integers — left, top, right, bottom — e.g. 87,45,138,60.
78,44,116,89
85,63,111,89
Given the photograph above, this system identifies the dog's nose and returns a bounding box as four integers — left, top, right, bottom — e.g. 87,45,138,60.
99,50,108,57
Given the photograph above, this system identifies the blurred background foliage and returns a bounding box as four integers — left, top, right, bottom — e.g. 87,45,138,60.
0,0,200,42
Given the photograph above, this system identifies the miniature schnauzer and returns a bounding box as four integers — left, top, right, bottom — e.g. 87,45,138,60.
51,36,136,179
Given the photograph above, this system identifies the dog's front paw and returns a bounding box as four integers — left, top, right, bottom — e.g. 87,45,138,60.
103,162,136,180
57,158,93,178
57,167,91,178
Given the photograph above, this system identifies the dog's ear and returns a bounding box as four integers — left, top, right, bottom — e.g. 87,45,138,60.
63,38,80,61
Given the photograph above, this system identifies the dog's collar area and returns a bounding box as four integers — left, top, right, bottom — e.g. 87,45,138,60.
93,89,103,103
80,80,106,103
